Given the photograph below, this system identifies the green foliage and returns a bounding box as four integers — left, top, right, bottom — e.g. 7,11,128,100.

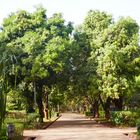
0,6,73,124
0,6,139,126
83,10,113,40
128,76,140,108
99,111,105,118
111,110,140,126
0,112,39,138
6,90,25,111
85,111,93,117
0,80,8,130
48,86,65,109
24,113,39,129
25,113,39,124
97,17,139,100
0,118,24,140
0,126,8,140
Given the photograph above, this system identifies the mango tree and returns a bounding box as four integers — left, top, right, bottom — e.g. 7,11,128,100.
0,7,73,122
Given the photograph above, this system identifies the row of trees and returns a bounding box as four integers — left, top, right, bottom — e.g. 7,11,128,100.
0,7,140,128
74,11,140,118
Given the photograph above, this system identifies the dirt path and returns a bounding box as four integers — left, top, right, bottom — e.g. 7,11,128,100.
23,113,137,140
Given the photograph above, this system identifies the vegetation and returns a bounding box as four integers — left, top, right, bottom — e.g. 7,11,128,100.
0,6,139,138
111,110,140,126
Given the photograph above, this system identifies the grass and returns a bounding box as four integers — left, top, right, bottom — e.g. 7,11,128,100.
0,117,25,140
0,111,59,139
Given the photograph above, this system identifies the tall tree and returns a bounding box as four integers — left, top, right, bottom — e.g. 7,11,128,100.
0,7,73,122
75,10,113,117
96,17,139,118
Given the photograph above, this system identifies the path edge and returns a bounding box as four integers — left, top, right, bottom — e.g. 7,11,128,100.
35,115,62,140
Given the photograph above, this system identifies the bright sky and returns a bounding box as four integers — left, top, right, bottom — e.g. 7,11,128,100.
0,0,140,26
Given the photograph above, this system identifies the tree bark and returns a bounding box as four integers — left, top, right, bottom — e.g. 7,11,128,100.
92,99,99,118
114,96,123,111
36,82,44,123
45,92,49,119
104,98,111,119
23,84,35,113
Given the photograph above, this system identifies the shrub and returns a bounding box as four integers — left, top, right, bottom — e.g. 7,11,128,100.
14,123,24,137
0,122,24,140
111,110,140,126
99,111,105,118
48,110,57,119
26,113,39,124
0,126,8,140
85,111,93,116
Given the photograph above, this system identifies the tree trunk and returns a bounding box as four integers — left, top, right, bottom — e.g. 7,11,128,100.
114,96,123,111
26,97,35,113
36,82,44,123
92,99,99,118
37,100,44,122
45,92,49,119
104,98,111,119
23,84,35,113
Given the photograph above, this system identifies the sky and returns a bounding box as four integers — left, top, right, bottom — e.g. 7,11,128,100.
0,0,140,26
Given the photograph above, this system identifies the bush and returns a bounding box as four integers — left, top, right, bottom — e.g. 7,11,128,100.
85,111,93,116
14,123,24,138
0,126,8,140
99,111,105,118
56,112,59,117
111,110,140,126
0,122,24,140
26,113,39,124
48,110,56,119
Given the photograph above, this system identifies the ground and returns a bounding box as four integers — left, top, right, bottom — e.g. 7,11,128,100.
23,113,137,140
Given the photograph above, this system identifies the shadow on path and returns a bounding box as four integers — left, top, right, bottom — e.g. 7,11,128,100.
49,119,103,129
24,113,137,140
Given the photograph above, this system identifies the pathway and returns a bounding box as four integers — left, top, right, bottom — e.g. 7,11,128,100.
23,113,137,140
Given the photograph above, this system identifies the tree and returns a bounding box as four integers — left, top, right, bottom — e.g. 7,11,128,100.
0,7,73,122
0,25,18,129
96,17,139,118
74,10,113,117
73,11,140,119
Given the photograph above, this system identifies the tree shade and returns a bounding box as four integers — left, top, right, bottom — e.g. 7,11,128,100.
0,8,139,129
